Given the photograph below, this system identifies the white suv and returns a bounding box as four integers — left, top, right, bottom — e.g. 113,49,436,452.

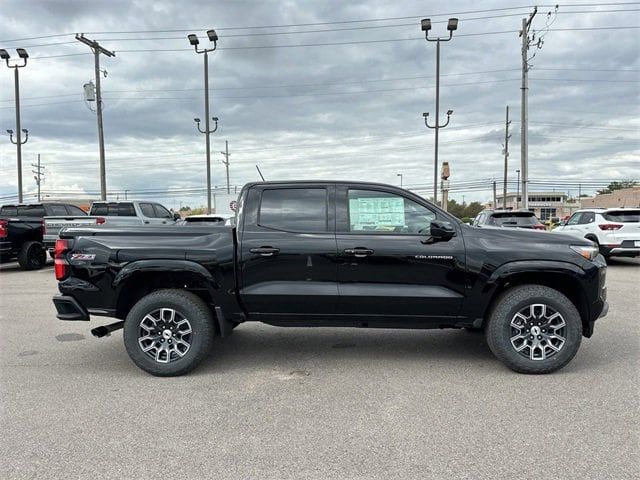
553,208,640,259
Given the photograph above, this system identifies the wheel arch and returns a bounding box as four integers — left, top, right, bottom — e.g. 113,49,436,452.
481,261,592,337
113,260,219,320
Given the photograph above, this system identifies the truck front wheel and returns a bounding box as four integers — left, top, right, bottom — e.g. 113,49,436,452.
485,285,582,374
123,289,215,376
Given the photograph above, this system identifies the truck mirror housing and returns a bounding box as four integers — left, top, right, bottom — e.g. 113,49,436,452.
429,220,455,242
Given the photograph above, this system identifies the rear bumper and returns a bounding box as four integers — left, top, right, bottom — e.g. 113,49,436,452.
52,294,89,321
0,240,13,255
600,240,640,257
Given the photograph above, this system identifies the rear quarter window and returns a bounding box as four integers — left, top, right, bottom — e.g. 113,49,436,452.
603,210,640,223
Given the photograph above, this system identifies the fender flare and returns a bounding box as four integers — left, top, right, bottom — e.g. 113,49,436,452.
485,260,585,288
112,259,216,289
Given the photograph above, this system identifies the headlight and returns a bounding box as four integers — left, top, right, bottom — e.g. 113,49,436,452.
570,245,599,261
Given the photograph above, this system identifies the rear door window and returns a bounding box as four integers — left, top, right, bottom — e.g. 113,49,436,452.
259,188,328,233
48,205,69,216
579,212,595,224
118,203,136,217
603,210,640,223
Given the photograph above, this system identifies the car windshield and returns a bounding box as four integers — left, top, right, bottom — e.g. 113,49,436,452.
603,210,640,223
490,212,538,226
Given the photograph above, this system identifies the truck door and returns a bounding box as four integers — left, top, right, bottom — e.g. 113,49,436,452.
239,184,338,317
335,185,466,322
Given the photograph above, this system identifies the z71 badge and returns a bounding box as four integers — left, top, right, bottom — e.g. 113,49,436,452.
70,253,96,261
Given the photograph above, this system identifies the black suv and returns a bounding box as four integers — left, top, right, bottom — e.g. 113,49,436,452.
473,209,546,230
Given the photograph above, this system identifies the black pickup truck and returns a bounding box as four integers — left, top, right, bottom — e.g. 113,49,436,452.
0,202,87,270
52,181,608,376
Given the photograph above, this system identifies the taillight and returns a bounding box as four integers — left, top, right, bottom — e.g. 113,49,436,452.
96,217,106,225
54,239,71,280
598,224,623,231
533,224,546,230
0,219,7,238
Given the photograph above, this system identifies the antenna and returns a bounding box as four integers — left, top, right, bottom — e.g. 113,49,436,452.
256,165,266,181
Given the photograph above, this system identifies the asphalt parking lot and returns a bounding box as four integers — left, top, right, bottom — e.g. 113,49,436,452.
0,258,638,479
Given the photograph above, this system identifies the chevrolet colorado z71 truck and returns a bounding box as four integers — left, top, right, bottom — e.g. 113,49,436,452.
52,181,608,376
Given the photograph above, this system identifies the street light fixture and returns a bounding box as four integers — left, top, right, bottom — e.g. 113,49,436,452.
188,29,219,214
420,18,458,206
2,48,29,203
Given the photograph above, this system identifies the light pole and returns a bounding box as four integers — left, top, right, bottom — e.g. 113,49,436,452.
397,173,403,189
1,48,29,203
188,29,219,214
516,169,521,209
421,17,458,205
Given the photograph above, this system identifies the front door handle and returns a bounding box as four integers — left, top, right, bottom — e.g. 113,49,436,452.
344,248,374,258
250,246,280,257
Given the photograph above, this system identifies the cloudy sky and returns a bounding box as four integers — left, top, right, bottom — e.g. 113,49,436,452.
0,0,638,209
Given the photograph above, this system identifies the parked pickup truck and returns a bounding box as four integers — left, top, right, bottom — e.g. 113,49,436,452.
44,200,180,251
0,202,87,270
52,181,608,377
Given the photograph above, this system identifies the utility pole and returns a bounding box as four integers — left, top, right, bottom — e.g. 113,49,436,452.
31,154,44,202
502,105,511,209
493,180,497,209
441,162,450,212
519,10,536,210
76,34,115,201
1,48,30,203
516,169,521,209
188,30,219,214
220,140,230,194
421,17,458,204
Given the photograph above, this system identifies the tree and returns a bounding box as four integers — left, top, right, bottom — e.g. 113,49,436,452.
179,205,191,212
597,180,637,195
445,199,484,219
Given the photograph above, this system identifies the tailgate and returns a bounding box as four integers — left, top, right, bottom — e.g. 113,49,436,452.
44,216,100,242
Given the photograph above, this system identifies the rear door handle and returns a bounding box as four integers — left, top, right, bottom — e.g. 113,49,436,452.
344,248,374,258
250,246,280,257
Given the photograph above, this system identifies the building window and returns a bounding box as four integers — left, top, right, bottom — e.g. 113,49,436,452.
539,208,557,220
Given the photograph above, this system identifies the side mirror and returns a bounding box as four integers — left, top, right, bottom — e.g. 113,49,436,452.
557,221,565,226
173,212,181,221
424,220,455,243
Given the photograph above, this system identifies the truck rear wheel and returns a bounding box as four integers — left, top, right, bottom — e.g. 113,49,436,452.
123,289,215,376
485,285,582,374
18,241,46,270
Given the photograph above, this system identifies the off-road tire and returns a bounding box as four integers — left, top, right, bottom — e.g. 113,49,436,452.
123,289,215,376
485,284,582,374
18,241,46,270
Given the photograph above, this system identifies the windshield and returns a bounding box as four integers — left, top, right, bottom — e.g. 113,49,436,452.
603,210,640,223
490,212,538,227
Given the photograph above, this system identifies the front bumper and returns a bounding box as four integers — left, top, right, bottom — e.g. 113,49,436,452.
53,294,89,321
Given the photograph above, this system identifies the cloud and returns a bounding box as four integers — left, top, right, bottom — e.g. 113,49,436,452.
0,0,638,206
